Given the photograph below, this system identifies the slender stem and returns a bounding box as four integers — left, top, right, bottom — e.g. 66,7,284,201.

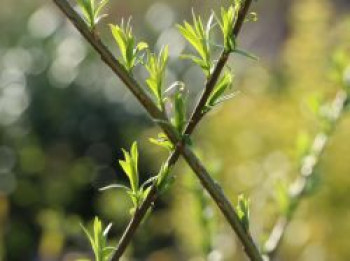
52,0,262,260
112,0,255,259
263,90,349,260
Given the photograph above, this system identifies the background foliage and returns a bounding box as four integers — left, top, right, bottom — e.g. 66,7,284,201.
0,0,349,260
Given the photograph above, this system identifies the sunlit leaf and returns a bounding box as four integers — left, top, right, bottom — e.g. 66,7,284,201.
178,11,213,76
80,217,112,261
216,5,237,52
145,46,169,109
110,19,148,72
156,162,174,194
76,0,109,29
206,71,233,108
119,142,139,193
149,133,174,151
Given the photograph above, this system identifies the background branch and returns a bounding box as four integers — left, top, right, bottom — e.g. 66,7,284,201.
264,90,349,260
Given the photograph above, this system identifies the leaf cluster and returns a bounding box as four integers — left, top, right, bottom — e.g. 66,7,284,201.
79,217,114,261
110,20,148,72
178,4,258,79
178,11,214,77
101,142,151,214
145,47,169,109
77,0,109,29
217,5,237,52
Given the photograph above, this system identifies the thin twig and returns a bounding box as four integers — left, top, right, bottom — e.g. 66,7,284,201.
52,0,262,260
113,0,254,258
264,90,349,260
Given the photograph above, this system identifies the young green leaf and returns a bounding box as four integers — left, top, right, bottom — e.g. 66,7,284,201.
149,132,174,152
77,0,109,30
172,85,187,135
110,20,148,72
233,48,259,61
236,194,250,232
156,162,174,194
206,71,233,109
164,82,188,135
80,217,114,261
178,11,214,76
144,46,169,109
216,4,237,52
116,142,152,212
119,142,139,193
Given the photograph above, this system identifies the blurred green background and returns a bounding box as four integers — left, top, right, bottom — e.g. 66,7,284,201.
0,0,349,260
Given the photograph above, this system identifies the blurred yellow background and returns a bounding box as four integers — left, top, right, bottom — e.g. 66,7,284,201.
0,0,349,260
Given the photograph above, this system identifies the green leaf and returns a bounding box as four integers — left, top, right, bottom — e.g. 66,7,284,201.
142,186,152,201
119,142,139,193
213,91,240,107
178,11,213,76
216,5,237,52
117,142,148,211
170,84,187,135
149,133,174,151
233,48,259,61
95,0,109,20
164,82,188,136
80,217,112,261
110,20,148,72
206,71,233,108
180,54,211,72
156,162,174,194
236,194,250,232
102,247,115,260
136,42,148,52
77,0,109,29
80,223,96,254
131,142,139,176
77,0,91,27
103,223,112,237
99,184,130,192
145,46,169,109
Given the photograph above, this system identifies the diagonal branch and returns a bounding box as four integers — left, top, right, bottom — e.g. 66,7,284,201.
264,90,349,260
52,0,262,260
113,0,254,259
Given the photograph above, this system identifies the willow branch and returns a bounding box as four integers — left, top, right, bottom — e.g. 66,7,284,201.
112,0,254,258
264,90,349,260
52,0,262,260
